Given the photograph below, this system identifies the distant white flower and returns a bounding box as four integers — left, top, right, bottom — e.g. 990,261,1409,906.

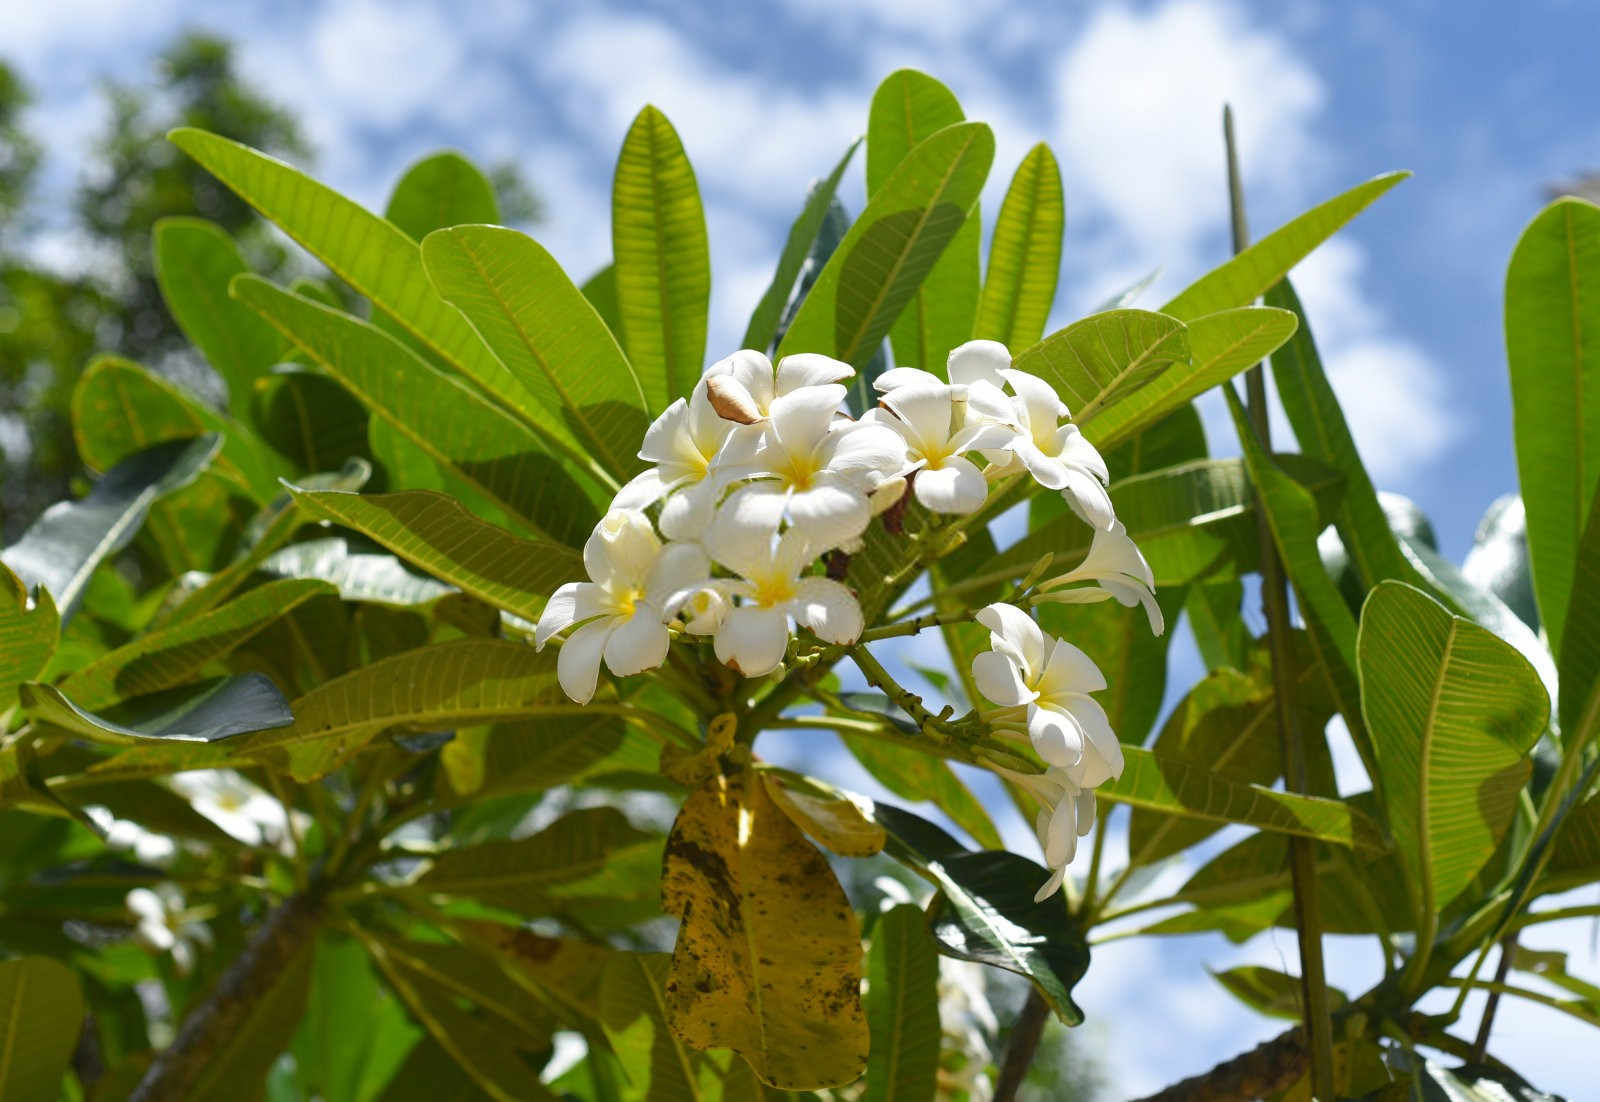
612,378,736,541
971,603,1122,788
1036,521,1164,634
125,885,211,975
987,368,1115,529
536,510,709,703
169,770,298,850
86,806,178,866
862,382,1012,514
716,384,905,552
702,348,854,422
1004,766,1098,901
696,517,863,677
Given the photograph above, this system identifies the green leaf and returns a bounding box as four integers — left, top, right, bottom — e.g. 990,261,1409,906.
167,129,554,444
1160,172,1409,320
2,435,219,622
0,956,84,1102
419,806,661,918
422,225,649,478
439,716,656,805
58,577,331,711
1357,581,1550,915
252,368,373,476
231,275,603,545
22,673,293,746
839,726,1003,849
742,139,861,353
1186,581,1250,671
292,936,421,1102
153,216,289,419
1267,278,1424,593
1083,306,1298,449
232,638,566,780
0,566,57,712
661,768,868,1090
291,487,580,623
777,122,993,370
997,453,1344,589
376,936,558,1045
612,106,710,406
599,952,721,1102
1559,479,1600,740
868,70,978,375
871,803,1089,1024
363,935,556,1102
581,264,623,343
1506,197,1600,656
863,904,940,1102
1012,309,1189,424
259,537,454,607
975,143,1064,352
384,151,500,241
1212,965,1346,1021
1102,743,1382,852
188,938,316,1102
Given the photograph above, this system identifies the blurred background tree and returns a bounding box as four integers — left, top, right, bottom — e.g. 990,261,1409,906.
0,31,540,541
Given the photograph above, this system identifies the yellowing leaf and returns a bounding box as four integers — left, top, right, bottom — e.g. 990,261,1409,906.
762,771,886,857
662,768,868,1090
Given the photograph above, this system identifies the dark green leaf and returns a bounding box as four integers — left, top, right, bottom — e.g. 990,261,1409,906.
0,957,84,1102
23,673,292,746
864,904,940,1102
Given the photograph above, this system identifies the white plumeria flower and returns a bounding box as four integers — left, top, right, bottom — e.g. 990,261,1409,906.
716,383,906,552
971,603,1123,788
169,770,301,850
987,368,1115,529
536,510,709,703
874,339,1015,417
125,885,211,975
86,806,178,865
1004,766,1098,901
1035,521,1164,634
612,377,736,541
679,586,731,636
696,516,863,677
702,348,854,422
861,382,1014,514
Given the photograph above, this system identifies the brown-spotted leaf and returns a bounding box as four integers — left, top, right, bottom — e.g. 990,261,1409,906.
662,768,869,1090
762,771,886,857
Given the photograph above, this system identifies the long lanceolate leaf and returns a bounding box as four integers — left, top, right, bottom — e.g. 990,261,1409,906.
2,435,218,622
231,276,604,547
1357,582,1549,920
1506,197,1600,657
1083,306,1298,449
0,566,57,712
22,673,293,746
422,225,650,480
0,957,85,1102
289,487,581,623
1558,480,1600,743
612,106,711,406
383,151,500,242
1011,309,1189,424
776,122,994,369
742,139,861,354
1159,172,1410,320
166,129,585,469
974,143,1065,352
864,905,940,1102
868,70,979,375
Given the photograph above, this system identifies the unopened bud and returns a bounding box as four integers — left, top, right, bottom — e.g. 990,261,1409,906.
705,375,763,424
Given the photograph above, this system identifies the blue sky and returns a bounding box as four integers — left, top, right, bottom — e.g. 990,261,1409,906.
5,0,1598,1096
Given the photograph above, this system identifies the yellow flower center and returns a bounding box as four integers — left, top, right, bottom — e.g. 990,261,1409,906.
752,573,796,608
779,450,821,491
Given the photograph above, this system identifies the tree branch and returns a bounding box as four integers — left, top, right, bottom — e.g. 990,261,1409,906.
994,989,1050,1102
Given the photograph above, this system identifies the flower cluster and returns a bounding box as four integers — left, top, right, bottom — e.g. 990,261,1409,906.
537,340,1122,704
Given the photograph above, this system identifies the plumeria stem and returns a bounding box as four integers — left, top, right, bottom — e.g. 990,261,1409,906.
858,609,972,642
849,645,952,735
1225,103,1335,1102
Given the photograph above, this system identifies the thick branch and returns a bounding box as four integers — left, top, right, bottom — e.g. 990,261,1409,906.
994,989,1051,1101
128,887,324,1102
1129,1026,1308,1102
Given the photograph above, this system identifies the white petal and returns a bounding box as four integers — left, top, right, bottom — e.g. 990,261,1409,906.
1065,696,1123,786
646,542,711,613
1058,424,1110,483
776,352,854,392
612,466,671,511
869,475,908,516
585,510,660,589
792,577,863,643
971,650,1035,707
769,384,846,453
714,605,791,677
948,339,1011,389
772,525,819,579
1036,636,1108,696
975,603,1047,675
1000,368,1069,424
681,587,730,634
1043,785,1083,867
1075,789,1097,836
787,482,869,549
687,378,732,449
602,608,671,677
912,458,988,514
535,581,606,648
709,486,788,573
882,383,956,454
1028,702,1086,770
874,366,943,392
950,421,1015,453
557,618,614,704
1014,440,1071,491
659,479,719,542
1033,864,1069,904
708,348,776,408
638,398,691,465
825,423,909,487
1061,468,1116,529
963,379,1017,426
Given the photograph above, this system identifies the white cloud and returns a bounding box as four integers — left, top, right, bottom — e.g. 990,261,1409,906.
307,0,466,128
